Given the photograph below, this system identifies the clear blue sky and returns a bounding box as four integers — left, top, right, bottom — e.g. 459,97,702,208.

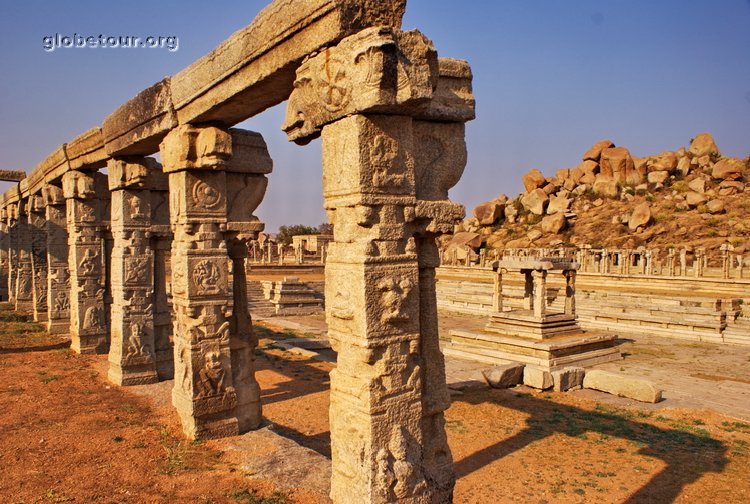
1,0,749,232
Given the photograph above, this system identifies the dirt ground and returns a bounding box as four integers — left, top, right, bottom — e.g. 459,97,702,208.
2,304,750,503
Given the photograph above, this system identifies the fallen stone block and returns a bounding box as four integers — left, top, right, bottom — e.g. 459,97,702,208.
523,366,553,390
583,370,663,403
481,363,525,389
552,367,585,392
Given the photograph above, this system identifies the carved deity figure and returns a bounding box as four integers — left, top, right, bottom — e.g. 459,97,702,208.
197,351,226,397
192,260,221,295
79,249,99,275
126,322,152,358
83,306,104,330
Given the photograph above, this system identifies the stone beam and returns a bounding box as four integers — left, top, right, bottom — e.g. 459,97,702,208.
66,128,108,171
0,170,26,182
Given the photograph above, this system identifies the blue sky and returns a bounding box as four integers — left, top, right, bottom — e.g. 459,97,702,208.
1,0,749,232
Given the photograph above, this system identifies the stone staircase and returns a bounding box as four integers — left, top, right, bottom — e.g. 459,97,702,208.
576,290,738,344
723,309,750,345
247,280,276,317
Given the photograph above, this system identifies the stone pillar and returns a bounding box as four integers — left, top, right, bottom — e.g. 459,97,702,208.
0,209,8,301
667,249,676,277
564,269,576,316
106,157,161,385
531,269,547,319
14,198,34,312
680,249,687,276
160,124,269,440
282,27,474,503
44,184,70,334
493,268,504,312
28,193,49,322
720,245,730,280
150,177,174,381
63,170,108,354
7,204,18,305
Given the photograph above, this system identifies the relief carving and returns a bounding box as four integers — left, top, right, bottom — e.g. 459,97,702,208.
191,180,223,210
79,248,99,275
126,322,153,360
376,277,414,323
83,305,104,331
192,259,222,295
197,350,226,398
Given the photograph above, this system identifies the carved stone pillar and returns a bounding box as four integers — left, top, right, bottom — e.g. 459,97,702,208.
564,269,576,316
28,193,48,322
160,124,269,440
15,199,34,312
150,178,174,381
283,27,474,503
0,209,8,301
63,170,108,354
44,184,70,334
106,157,161,385
531,269,547,318
6,204,18,305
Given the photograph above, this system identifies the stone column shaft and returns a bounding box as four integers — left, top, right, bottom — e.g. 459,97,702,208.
531,269,547,319
7,206,18,304
44,184,70,334
14,200,34,312
28,194,48,322
160,124,268,440
63,170,108,354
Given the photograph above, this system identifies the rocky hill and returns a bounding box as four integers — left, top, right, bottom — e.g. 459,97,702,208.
447,133,750,256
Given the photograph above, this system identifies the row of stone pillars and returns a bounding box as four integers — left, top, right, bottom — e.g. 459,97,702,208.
0,22,474,503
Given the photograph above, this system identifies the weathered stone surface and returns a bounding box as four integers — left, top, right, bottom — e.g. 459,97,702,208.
473,200,503,225
520,188,548,215
712,158,744,181
172,0,408,127
677,156,692,176
593,177,618,197
583,370,663,403
600,147,637,185
523,366,553,390
706,199,725,214
647,151,678,172
552,367,585,392
66,128,108,170
103,79,177,156
689,133,719,158
686,191,708,207
647,170,669,184
628,202,651,231
522,169,547,192
541,213,567,234
688,177,707,194
583,139,614,162
482,363,524,388
547,194,571,215
527,229,543,241
449,231,482,250
0,170,26,182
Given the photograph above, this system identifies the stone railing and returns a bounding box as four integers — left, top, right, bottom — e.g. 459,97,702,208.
441,245,750,280
0,1,476,501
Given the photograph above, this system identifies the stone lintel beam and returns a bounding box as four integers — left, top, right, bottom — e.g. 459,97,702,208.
171,0,407,127
0,170,26,182
67,127,108,171
103,79,177,157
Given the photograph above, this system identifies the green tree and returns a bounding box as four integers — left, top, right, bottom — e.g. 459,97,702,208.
277,224,319,245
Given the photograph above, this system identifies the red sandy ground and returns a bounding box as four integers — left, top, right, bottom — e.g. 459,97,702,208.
1,307,749,503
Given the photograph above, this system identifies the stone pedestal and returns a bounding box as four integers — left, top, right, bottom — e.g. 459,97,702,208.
63,170,108,354
44,184,70,334
160,124,269,440
28,193,48,323
107,157,161,385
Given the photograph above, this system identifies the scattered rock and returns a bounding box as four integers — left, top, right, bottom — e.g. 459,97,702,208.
706,199,725,214
547,194,571,215
712,158,745,181
647,170,669,184
592,198,604,207
520,188,549,215
677,156,692,176
522,168,547,192
583,139,615,162
473,201,503,225
504,203,519,223
482,363,525,389
688,178,707,194
523,367,553,390
628,202,651,231
448,232,482,249
592,177,618,197
552,367,585,392
600,147,638,185
647,151,678,172
685,191,708,208
541,213,567,234
689,133,720,158
527,229,543,241
583,370,663,403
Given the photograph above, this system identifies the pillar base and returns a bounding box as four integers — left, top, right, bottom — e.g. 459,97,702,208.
71,334,108,355
47,320,69,335
172,388,241,440
108,362,159,387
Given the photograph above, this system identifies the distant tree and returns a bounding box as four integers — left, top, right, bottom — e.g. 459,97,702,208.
277,224,319,245
317,222,334,235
